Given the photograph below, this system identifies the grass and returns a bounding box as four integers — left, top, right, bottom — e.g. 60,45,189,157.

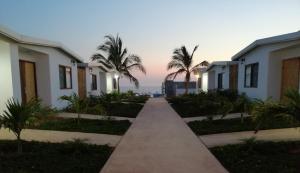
211,140,300,173
188,116,300,135
27,117,131,135
0,140,112,173
106,102,143,118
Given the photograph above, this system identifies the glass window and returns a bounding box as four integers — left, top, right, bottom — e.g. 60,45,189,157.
59,65,72,89
91,74,97,90
244,63,259,88
218,73,223,89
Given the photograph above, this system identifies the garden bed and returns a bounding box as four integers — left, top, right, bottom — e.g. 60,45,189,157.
211,140,300,173
188,117,300,135
0,140,112,173
27,117,131,135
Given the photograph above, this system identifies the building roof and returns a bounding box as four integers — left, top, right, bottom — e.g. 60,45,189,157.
0,25,84,62
231,30,300,61
206,61,238,71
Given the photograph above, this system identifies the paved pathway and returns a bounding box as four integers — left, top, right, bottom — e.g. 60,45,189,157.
58,112,135,122
183,113,250,122
100,98,227,173
200,127,300,148
0,128,121,147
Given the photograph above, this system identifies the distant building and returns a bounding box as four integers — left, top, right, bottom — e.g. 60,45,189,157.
162,80,197,97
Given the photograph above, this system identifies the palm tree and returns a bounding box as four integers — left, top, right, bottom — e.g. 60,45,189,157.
60,93,87,124
283,89,300,121
165,45,206,94
1,99,43,153
91,35,146,93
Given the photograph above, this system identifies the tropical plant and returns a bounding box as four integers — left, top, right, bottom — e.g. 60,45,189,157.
0,99,44,153
219,98,234,119
235,94,252,123
91,35,146,93
165,45,207,94
60,93,87,124
251,99,289,133
283,89,300,122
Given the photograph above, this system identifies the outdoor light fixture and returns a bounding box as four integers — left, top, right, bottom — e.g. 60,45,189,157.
71,59,76,66
114,74,119,79
89,68,93,74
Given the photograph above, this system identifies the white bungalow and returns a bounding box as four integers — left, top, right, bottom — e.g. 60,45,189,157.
0,26,114,112
205,61,238,91
232,30,300,100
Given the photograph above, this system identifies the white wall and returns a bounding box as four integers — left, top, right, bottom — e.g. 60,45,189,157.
19,44,79,109
208,70,215,90
106,73,114,93
207,65,229,90
0,39,14,113
268,44,300,100
237,40,300,100
19,49,52,106
86,67,103,96
201,72,208,92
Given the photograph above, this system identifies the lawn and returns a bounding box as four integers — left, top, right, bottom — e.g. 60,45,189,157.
211,140,300,173
0,140,112,173
27,117,131,135
188,116,300,135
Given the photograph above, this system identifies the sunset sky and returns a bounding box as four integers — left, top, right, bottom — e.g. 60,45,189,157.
1,0,300,88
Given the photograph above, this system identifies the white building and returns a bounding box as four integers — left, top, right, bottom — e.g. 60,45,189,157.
232,31,300,100
206,61,238,91
0,26,114,112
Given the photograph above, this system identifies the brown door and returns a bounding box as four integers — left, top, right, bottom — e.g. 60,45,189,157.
77,67,86,98
229,64,238,90
281,57,300,99
19,60,37,103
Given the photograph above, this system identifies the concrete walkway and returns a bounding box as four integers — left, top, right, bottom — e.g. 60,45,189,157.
58,112,135,122
0,128,121,147
183,113,251,122
200,127,300,148
100,98,227,173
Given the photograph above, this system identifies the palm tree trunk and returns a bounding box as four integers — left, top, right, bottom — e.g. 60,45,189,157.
117,77,120,94
17,133,22,154
185,81,188,95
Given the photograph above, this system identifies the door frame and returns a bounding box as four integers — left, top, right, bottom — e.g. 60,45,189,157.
280,57,300,99
77,67,87,99
19,60,38,103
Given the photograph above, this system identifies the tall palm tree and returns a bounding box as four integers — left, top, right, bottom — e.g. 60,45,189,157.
165,45,206,94
91,35,146,93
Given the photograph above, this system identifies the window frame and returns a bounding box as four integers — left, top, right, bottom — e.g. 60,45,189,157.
91,74,97,90
59,65,73,89
244,63,259,88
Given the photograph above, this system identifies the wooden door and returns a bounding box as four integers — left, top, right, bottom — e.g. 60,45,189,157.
77,67,86,98
19,60,37,103
229,64,238,90
281,58,300,99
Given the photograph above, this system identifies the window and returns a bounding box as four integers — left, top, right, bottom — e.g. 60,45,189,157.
113,78,117,90
59,65,72,89
244,63,259,88
218,73,223,89
91,74,97,90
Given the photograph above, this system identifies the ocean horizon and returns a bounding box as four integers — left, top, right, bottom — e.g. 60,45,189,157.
120,86,162,94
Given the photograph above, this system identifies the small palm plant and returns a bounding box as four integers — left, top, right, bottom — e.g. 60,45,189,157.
219,98,234,119
251,99,288,133
1,99,42,153
235,94,252,123
283,89,300,122
60,93,87,124
165,45,207,94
